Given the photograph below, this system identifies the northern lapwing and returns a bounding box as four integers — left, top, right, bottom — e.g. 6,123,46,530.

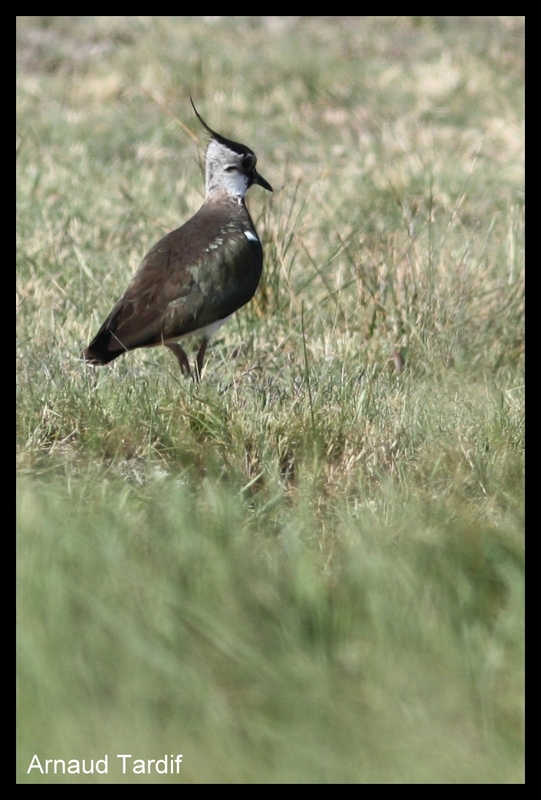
84,98,272,379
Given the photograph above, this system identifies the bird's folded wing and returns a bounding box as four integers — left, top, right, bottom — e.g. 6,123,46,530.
85,216,262,360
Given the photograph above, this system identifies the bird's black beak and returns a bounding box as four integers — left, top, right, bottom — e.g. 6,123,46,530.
254,170,273,192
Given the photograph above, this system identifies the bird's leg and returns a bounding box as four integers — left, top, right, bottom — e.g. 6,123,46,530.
195,338,209,382
166,343,191,377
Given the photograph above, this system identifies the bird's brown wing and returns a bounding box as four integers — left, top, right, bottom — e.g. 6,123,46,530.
84,203,262,365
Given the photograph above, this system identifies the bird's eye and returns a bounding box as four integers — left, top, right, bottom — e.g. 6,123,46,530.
241,156,255,170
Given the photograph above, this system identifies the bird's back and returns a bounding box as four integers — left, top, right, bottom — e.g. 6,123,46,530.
84,197,263,365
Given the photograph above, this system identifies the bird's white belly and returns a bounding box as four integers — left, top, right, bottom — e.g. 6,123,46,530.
170,314,233,343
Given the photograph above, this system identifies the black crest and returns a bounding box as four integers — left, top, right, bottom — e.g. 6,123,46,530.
190,95,255,158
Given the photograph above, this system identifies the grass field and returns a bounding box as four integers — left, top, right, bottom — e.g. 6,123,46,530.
17,16,524,783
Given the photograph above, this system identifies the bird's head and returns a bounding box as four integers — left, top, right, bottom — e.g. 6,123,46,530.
191,97,273,201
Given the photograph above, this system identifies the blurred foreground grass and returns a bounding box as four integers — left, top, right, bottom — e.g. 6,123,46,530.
18,473,523,783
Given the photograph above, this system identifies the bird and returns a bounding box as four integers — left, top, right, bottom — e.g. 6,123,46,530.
84,97,272,380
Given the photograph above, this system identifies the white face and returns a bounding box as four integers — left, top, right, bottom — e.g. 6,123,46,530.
206,140,252,199
221,162,251,197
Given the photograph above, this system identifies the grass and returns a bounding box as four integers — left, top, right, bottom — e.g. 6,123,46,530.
17,16,524,783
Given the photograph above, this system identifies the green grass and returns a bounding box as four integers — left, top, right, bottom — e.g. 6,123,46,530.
17,16,524,783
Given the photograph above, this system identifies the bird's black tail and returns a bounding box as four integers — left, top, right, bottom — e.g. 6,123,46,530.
84,309,126,365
